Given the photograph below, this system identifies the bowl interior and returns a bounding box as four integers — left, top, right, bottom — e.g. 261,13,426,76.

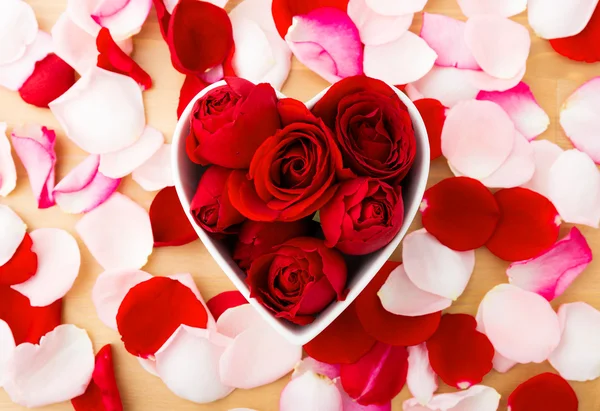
172,80,430,345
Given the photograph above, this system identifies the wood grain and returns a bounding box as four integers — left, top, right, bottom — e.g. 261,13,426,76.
0,1,599,410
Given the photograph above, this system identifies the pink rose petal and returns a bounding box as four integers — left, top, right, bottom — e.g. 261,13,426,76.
420,14,479,70
11,228,80,307
75,192,153,270
364,31,437,85
378,263,452,316
131,144,173,191
285,7,363,83
99,126,163,179
365,0,427,15
477,82,550,140
407,344,438,405
49,67,145,154
474,305,517,374
479,132,535,189
338,379,391,411
0,30,52,91
3,325,94,408
464,15,530,80
0,205,26,266
0,123,16,198
528,0,599,39
480,284,561,364
292,357,340,381
521,140,563,198
51,13,99,75
348,0,413,46
403,385,500,411
441,99,515,179
457,0,526,17
216,303,264,338
507,228,592,301
0,319,15,388
549,302,600,382
410,66,479,107
0,0,38,65
547,149,600,228
280,371,342,411
467,65,526,92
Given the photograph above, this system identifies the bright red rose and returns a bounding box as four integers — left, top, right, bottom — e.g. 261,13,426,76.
246,237,347,325
233,220,313,270
312,75,417,183
228,98,352,222
320,178,404,255
186,77,281,169
190,166,246,236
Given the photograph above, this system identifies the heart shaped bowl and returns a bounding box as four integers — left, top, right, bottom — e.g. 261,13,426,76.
172,79,430,346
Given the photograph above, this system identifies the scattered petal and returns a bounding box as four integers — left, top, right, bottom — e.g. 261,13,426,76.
420,14,479,70
0,205,26,266
365,0,426,15
468,65,526,92
521,140,563,197
0,0,38,65
414,99,446,160
131,144,174,191
167,273,216,330
479,131,535,189
271,0,350,38
0,319,15,387
0,123,17,197
177,75,208,119
403,385,501,411
215,304,264,338
150,186,197,247
528,0,599,39
406,344,438,405
549,5,600,63
457,0,526,17
52,13,98,75
508,373,578,411
348,0,413,46
0,30,53,91
206,290,248,321
280,370,342,411
18,53,76,108
410,67,480,107
293,357,340,381
0,234,37,286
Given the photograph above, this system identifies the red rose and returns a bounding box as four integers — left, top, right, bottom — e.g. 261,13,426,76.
247,237,347,325
228,98,352,222
186,77,281,169
312,76,417,183
190,166,245,235
320,178,404,255
233,220,312,271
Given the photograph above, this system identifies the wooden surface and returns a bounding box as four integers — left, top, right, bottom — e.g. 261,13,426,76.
1,1,599,410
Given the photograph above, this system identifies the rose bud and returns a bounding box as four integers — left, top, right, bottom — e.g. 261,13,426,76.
312,75,417,183
320,178,405,255
247,237,348,325
190,166,245,236
233,220,312,271
228,98,352,222
186,77,281,169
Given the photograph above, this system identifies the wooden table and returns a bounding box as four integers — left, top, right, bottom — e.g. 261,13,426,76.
1,1,599,410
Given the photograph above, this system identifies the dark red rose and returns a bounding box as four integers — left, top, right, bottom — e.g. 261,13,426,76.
247,237,347,325
228,98,352,222
190,166,245,235
186,77,281,169
234,220,312,270
312,75,417,183
320,178,404,255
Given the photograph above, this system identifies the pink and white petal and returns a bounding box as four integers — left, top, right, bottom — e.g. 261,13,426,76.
364,32,437,85
0,30,53,91
477,82,550,140
402,385,500,411
3,325,94,408
0,123,16,198
507,228,592,301
560,77,600,163
280,371,342,411
199,65,224,84
348,0,413,46
0,205,26,266
480,284,561,364
220,325,302,389
49,67,145,154
75,192,153,270
99,126,164,179
528,0,599,39
457,0,527,18
378,263,452,316
336,379,391,411
420,14,479,70
521,140,563,198
51,13,98,75
216,304,264,338
410,67,479,107
91,0,152,40
407,344,438,405
292,357,340,381
365,0,427,15
137,356,158,376
0,320,15,388
0,0,38,65
405,84,425,102
11,228,80,307
155,326,234,403
11,125,56,208
168,273,216,330
402,229,475,300
467,65,526,92
549,302,600,382
92,269,153,330
479,132,535,189
131,144,174,191
464,16,530,80
474,306,517,374
285,8,363,84
441,99,515,179
228,0,277,33
547,149,600,228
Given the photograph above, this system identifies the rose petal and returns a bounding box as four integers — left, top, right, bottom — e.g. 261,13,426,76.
365,0,426,15
206,290,248,321
215,304,263,338
406,344,438,405
0,29,52,92
528,0,599,39
410,67,480,107
348,0,413,46
49,67,145,154
0,0,38,65
292,357,340,381
478,132,535,189
467,65,526,92
364,31,437,85
0,123,16,198
76,192,153,270
149,186,197,247
3,324,94,408
167,273,216,330
549,5,600,63
507,373,578,411
0,205,26,266
414,99,446,161
177,75,208,119
52,13,99,75
0,233,37,287
271,0,350,38
474,304,518,374
280,370,342,411
131,144,174,191
507,228,592,301
17,53,75,108
403,385,501,411
457,0,526,17
521,140,563,197
0,319,15,387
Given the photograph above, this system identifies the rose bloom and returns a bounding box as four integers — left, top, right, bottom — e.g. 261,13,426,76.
228,98,352,222
186,77,281,169
320,178,404,255
190,166,245,236
247,237,347,325
312,75,417,183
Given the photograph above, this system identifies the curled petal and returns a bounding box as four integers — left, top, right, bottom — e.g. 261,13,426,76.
410,66,480,107
132,144,174,191
0,123,16,197
508,373,578,411
528,0,599,39
348,0,413,46
280,370,342,411
406,344,438,405
0,205,26,266
0,30,52,92
521,140,563,197
149,186,197,247
457,0,526,17
0,319,15,387
206,290,248,321
0,0,38,65
403,385,501,411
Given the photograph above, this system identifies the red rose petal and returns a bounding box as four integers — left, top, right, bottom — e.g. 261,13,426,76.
116,277,208,357
0,233,37,286
486,187,560,261
18,54,76,108
206,290,248,321
550,4,600,63
272,0,350,38
355,261,442,346
421,177,500,251
97,28,152,90
177,75,208,119
414,98,446,161
508,373,578,411
304,304,376,365
149,187,197,247
152,0,170,40
426,313,494,389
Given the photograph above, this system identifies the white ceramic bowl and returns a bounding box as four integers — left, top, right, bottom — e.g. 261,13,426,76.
172,80,430,345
